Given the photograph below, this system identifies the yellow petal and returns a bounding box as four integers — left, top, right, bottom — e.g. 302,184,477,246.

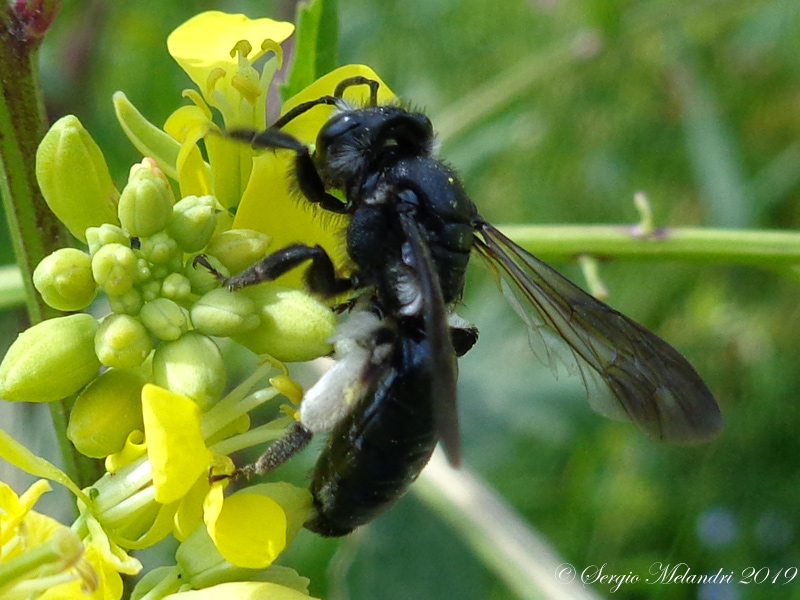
84,512,144,575
173,473,212,542
163,105,213,198
205,133,253,210
203,487,287,569
0,429,91,505
104,430,147,473
232,152,350,289
141,384,213,504
0,479,51,547
167,11,294,95
164,581,317,600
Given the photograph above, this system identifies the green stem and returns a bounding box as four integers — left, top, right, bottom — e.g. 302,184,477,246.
0,7,102,488
497,224,800,266
2,223,800,310
415,451,603,600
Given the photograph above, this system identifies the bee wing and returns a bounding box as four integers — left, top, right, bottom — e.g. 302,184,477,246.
398,210,461,465
473,219,723,443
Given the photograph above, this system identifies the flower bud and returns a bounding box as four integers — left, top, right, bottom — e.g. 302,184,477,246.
0,314,100,402
85,224,129,256
35,115,120,243
185,255,228,296
95,314,153,369
161,273,192,302
168,195,218,252
138,232,180,265
140,298,189,341
107,288,144,315
33,248,97,311
140,280,162,302
191,288,260,337
205,228,270,274
92,243,138,296
117,159,175,237
68,369,146,458
233,284,336,362
133,257,152,283
152,332,226,408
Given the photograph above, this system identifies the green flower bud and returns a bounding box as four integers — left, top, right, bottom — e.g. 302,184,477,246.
0,314,100,402
205,228,270,275
33,248,97,311
167,195,218,253
134,257,151,283
140,280,162,302
191,288,260,337
233,284,336,362
85,224,129,256
35,115,120,243
161,273,192,302
139,232,179,265
68,369,145,458
139,297,189,341
95,314,153,369
107,288,144,315
184,255,228,296
152,332,226,408
117,159,175,237
92,243,138,296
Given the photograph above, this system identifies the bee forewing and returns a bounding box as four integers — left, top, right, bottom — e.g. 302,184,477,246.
473,219,723,444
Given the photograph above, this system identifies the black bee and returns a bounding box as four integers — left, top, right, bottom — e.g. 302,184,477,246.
214,75,723,537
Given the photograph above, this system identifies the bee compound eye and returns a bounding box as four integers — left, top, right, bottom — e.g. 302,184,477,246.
318,114,360,151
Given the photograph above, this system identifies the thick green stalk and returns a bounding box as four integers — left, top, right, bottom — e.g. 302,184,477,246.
498,224,800,266
0,7,69,321
0,5,102,488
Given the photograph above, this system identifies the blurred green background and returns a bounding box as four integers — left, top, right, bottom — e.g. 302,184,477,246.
3,0,800,599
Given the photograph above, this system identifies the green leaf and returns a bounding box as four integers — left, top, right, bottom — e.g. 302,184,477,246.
282,0,339,101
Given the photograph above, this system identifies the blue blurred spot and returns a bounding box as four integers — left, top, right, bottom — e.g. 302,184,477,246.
696,507,738,548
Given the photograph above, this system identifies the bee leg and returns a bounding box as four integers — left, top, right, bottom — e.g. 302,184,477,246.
217,243,354,298
233,421,314,480
191,254,226,282
227,126,352,215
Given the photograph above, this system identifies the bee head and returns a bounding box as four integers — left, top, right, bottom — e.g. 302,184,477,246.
315,106,435,186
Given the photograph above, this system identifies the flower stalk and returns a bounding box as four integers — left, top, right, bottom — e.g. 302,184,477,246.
0,2,105,490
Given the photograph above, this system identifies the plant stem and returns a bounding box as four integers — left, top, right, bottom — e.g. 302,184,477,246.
0,9,69,321
2,222,800,311
0,6,102,488
416,450,603,600
498,224,800,266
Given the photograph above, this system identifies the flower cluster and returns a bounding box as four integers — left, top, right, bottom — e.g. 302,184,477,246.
0,10,393,600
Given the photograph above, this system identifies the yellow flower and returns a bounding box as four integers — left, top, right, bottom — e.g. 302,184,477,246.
167,11,293,131
0,479,128,600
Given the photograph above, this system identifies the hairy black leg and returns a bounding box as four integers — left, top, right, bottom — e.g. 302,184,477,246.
213,421,313,482
192,255,226,282
221,243,354,298
333,76,380,106
227,127,351,214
